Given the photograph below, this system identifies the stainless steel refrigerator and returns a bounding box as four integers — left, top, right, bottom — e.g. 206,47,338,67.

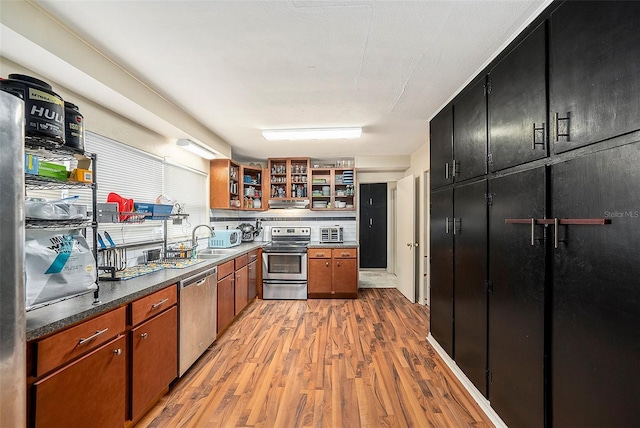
0,89,26,426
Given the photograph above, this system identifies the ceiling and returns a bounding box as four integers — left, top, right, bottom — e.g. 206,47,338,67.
5,1,550,162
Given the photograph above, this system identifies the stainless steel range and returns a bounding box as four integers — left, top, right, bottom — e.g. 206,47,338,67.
262,227,310,300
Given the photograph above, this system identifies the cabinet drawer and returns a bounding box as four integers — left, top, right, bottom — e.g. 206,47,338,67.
308,248,331,258
235,253,248,269
248,249,259,263
218,260,235,279
332,248,357,259
35,306,126,377
33,335,126,428
131,284,177,327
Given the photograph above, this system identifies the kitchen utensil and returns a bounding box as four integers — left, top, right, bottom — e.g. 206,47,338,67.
103,231,116,247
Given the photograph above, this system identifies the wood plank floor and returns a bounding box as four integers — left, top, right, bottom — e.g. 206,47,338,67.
136,288,493,428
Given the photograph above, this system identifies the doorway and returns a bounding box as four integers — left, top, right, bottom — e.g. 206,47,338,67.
359,183,387,268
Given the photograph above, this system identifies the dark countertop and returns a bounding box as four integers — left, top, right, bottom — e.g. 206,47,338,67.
307,241,359,248
26,242,264,341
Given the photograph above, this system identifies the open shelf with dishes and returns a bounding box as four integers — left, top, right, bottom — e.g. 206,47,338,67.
267,158,309,201
310,168,356,210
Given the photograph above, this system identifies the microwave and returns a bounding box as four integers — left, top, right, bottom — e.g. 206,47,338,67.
320,226,344,243
209,229,241,248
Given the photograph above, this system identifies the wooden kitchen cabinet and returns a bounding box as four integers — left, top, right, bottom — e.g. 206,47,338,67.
308,247,358,298
234,265,248,315
309,168,356,210
267,158,309,201
217,260,235,335
247,250,259,300
32,335,127,428
210,159,241,209
130,286,178,422
240,164,265,210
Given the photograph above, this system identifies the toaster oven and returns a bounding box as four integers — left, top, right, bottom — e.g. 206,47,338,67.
320,226,344,243
209,229,241,248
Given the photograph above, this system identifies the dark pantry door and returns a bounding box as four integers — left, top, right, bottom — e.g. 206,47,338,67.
359,183,387,268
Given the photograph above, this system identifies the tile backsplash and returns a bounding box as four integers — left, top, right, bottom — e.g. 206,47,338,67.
210,209,357,242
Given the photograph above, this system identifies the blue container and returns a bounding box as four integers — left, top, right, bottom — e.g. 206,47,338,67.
134,202,173,220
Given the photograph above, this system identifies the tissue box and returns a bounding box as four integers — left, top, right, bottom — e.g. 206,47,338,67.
133,203,173,220
38,161,67,181
25,154,39,175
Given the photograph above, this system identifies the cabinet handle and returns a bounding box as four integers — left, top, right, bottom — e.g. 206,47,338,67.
325,262,329,266
554,217,559,249
445,217,451,234
337,261,340,267
341,253,350,257
452,160,458,177
196,278,206,286
369,218,373,227
554,112,570,142
78,328,109,345
453,218,461,235
317,253,325,257
531,218,536,246
140,332,148,339
445,162,450,180
113,348,122,356
151,298,169,309
532,123,546,150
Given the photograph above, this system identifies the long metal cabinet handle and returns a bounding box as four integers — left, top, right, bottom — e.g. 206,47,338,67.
151,298,169,309
452,160,457,177
453,218,460,235
554,218,559,249
445,162,450,180
531,218,536,246
554,112,570,142
445,217,450,234
78,328,109,345
532,123,546,150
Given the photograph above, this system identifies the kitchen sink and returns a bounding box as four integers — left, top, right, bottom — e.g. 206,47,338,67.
195,248,237,259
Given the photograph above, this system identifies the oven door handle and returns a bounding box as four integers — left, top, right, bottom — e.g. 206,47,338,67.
262,279,308,285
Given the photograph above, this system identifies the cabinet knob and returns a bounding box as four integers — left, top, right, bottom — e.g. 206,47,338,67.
326,262,329,266
140,332,148,339
113,348,122,356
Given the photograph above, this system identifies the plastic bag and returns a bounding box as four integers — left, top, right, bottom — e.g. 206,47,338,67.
25,229,97,309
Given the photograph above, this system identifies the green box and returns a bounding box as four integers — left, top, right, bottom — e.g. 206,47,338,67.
38,161,67,181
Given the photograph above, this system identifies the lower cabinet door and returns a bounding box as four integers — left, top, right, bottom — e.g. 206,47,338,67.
131,306,178,421
33,335,126,428
248,260,257,300
489,167,546,428
217,274,235,334
332,258,357,296
430,188,454,358
308,258,332,295
234,265,249,315
453,179,488,397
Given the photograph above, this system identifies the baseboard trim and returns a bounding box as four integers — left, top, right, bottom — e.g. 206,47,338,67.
427,334,508,428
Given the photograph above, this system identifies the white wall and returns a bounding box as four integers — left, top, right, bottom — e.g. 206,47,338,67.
405,133,431,305
0,57,210,174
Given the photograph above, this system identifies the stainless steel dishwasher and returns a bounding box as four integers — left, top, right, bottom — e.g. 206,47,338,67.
179,266,217,377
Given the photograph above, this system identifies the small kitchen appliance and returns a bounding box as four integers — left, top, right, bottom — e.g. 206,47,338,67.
208,229,241,248
320,226,344,243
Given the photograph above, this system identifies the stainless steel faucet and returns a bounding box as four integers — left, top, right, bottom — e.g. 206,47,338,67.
191,224,215,250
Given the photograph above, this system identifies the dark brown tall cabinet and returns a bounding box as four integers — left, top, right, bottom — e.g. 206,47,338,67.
430,2,640,427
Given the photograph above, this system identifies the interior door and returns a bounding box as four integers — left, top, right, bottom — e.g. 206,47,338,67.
429,188,454,358
489,167,546,428
551,142,640,427
395,175,416,302
359,183,387,268
453,179,488,396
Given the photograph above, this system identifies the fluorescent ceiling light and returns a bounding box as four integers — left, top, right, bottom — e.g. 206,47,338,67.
176,139,216,160
262,127,362,141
